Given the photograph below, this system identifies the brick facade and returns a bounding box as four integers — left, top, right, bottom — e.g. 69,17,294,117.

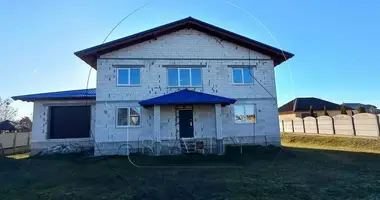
30,28,281,155
94,29,281,154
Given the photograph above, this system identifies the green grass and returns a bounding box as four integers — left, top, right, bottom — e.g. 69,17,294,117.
2,146,380,199
282,133,380,153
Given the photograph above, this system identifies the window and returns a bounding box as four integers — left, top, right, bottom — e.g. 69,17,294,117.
168,68,202,87
117,68,141,86
117,107,141,127
232,68,253,84
234,104,256,123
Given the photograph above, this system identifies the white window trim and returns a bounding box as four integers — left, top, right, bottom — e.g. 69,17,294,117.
167,68,202,87
116,68,141,87
234,104,257,124
116,106,142,128
232,68,254,85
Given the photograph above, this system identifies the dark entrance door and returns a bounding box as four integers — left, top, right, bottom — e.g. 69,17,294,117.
179,110,194,138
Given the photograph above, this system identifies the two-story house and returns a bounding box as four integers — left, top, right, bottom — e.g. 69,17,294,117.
12,17,293,156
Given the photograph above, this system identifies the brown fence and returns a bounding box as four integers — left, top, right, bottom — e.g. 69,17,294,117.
0,132,31,155
280,113,380,137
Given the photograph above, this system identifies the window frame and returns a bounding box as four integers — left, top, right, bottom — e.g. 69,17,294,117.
116,68,141,87
116,106,142,128
232,67,254,85
167,68,202,87
234,104,257,124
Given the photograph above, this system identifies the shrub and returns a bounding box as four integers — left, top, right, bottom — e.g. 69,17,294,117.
341,104,347,114
323,106,329,116
309,105,314,117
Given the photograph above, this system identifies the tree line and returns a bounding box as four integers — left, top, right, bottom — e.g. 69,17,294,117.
0,97,32,132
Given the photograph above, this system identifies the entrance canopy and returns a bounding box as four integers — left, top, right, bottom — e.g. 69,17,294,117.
139,89,236,107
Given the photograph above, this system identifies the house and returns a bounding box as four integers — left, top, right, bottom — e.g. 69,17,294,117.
344,103,378,114
0,120,17,133
278,97,354,120
12,17,293,156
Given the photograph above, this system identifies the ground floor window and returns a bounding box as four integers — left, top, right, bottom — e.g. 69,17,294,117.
234,104,256,123
117,107,141,127
48,106,91,139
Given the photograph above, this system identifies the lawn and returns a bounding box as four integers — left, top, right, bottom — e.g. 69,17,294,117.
282,132,380,153
1,145,380,200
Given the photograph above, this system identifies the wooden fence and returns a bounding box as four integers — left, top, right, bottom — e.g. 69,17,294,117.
280,113,380,137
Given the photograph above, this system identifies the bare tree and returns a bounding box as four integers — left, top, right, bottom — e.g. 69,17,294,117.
0,97,18,122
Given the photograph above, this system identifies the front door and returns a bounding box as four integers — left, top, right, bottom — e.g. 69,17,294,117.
179,110,194,138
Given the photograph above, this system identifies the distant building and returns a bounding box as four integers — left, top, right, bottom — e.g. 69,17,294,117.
344,103,378,114
278,97,354,120
0,120,17,133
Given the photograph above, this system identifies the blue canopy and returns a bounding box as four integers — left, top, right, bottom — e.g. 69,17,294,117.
12,88,96,102
139,89,236,107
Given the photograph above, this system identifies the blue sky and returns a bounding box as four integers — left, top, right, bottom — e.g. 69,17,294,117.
1,0,379,118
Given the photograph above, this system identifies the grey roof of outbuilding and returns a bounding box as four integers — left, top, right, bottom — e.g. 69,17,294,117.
278,97,350,112
0,120,16,131
344,103,377,110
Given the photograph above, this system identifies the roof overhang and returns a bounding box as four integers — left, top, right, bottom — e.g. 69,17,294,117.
11,89,96,102
75,17,294,69
139,89,236,107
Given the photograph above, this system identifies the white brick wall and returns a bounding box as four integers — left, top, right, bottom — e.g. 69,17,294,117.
94,28,280,143
101,29,270,60
222,99,280,138
160,106,175,140
193,104,216,138
94,101,153,142
31,101,95,153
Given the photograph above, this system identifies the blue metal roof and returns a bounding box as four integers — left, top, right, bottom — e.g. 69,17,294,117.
12,88,236,106
139,89,236,107
0,120,16,131
12,88,96,102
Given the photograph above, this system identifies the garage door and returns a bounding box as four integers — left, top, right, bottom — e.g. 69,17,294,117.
49,106,91,139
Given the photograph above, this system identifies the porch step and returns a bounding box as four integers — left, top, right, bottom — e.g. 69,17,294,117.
179,139,204,154
180,139,195,153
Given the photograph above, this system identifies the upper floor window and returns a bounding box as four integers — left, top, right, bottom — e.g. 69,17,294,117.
117,68,141,86
232,68,253,84
168,68,202,87
234,104,256,123
117,107,141,127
